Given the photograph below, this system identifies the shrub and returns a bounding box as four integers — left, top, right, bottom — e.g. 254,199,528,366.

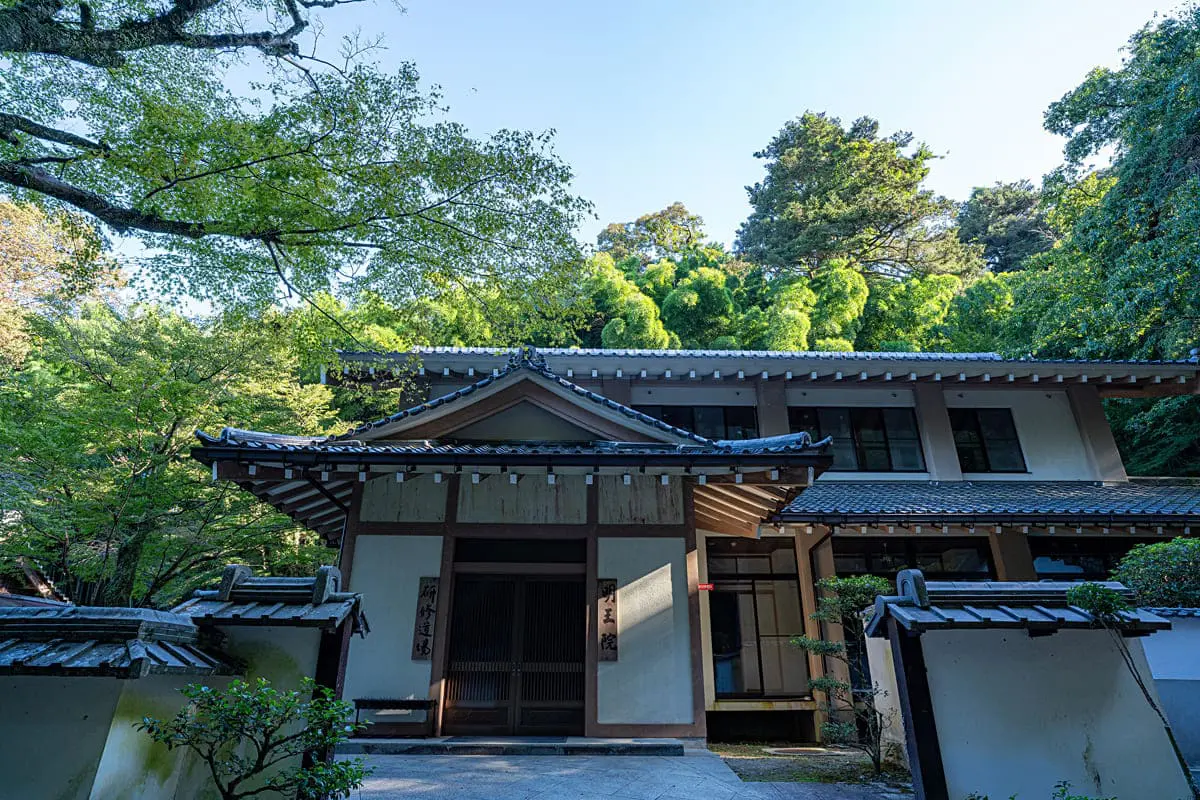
138,677,369,800
1112,537,1200,607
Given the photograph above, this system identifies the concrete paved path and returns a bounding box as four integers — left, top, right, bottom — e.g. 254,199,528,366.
343,750,910,800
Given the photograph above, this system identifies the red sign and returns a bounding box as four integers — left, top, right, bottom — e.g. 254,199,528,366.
698,583,714,591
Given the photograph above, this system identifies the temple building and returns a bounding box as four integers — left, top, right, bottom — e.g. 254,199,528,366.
192,346,1200,740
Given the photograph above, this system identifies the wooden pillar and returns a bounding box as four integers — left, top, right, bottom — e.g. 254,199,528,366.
810,530,850,742
793,528,826,695
987,528,1037,581
1067,384,1128,482
428,533,455,736
755,378,790,437
683,486,707,738
889,618,948,800
913,385,963,481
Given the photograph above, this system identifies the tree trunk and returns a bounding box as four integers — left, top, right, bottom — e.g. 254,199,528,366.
98,524,151,607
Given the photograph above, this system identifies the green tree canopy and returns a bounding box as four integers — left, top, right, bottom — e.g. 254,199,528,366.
736,112,981,279
0,303,338,606
661,266,736,348
0,0,589,315
958,180,1056,272
596,202,706,264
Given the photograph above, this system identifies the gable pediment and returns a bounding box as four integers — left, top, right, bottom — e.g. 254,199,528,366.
443,400,602,442
367,373,679,444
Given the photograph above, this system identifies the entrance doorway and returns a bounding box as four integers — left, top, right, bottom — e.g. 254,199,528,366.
443,575,586,735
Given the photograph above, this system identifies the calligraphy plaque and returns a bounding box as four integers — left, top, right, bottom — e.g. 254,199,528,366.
597,578,618,662
410,577,438,661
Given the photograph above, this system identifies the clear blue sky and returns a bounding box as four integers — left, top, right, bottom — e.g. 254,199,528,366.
313,0,1178,246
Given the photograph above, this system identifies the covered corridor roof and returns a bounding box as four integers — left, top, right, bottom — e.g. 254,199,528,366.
776,480,1200,526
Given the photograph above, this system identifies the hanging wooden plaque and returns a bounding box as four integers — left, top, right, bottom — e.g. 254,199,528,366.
597,578,618,662
410,577,438,660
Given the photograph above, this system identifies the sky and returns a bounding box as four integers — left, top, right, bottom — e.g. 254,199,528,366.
309,0,1181,246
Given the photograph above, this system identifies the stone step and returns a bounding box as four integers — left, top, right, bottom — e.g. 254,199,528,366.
337,736,686,756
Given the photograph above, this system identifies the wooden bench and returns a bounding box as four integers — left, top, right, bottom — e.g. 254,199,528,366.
353,698,438,738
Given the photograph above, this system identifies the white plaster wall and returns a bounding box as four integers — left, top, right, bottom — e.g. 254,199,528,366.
945,389,1094,480
597,537,694,724
922,629,1192,800
343,534,443,702
864,634,906,767
0,677,121,800
92,675,212,800
1142,616,1200,764
220,626,322,688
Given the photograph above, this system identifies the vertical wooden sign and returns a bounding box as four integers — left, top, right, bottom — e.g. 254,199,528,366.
411,577,438,660
597,578,618,662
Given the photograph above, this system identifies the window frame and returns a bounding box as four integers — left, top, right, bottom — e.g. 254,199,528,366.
787,406,927,473
705,538,809,700
948,407,1028,474
632,404,759,440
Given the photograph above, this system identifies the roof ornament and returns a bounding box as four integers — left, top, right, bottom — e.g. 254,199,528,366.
508,344,548,370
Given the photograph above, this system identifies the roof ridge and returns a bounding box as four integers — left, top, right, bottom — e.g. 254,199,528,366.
328,345,719,445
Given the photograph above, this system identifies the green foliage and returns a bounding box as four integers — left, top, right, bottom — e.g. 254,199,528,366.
810,575,893,624
856,274,961,352
810,265,869,344
2,0,589,319
1066,582,1131,621
0,303,337,606
138,678,369,800
736,112,981,279
793,574,894,775
1105,397,1200,478
958,180,1056,272
597,202,706,264
1113,538,1200,607
661,266,736,347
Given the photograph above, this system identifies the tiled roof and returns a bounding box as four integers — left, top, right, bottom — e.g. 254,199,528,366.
174,565,366,633
778,480,1200,523
331,345,717,444
865,570,1171,638
1147,608,1200,618
0,607,237,678
195,429,830,460
342,346,1200,366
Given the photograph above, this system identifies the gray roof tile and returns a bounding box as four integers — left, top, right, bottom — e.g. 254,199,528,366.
779,480,1200,523
865,570,1172,638
173,565,366,633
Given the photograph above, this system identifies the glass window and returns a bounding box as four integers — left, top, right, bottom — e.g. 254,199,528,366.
832,537,995,580
788,407,927,472
948,408,1027,473
706,538,807,698
633,405,759,440
1030,537,1157,581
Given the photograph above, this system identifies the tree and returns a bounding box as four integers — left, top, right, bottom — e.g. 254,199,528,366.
1040,8,1200,361
139,677,369,800
0,303,337,606
958,180,1056,272
856,273,961,352
597,202,706,264
1112,538,1200,607
809,264,869,344
0,0,589,314
0,200,116,365
939,271,1019,353
661,266,736,348
736,112,981,279
583,253,673,349
793,575,895,776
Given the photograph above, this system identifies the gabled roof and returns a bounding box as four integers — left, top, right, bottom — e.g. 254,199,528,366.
334,346,1200,398
330,346,715,445
865,570,1171,639
0,606,237,678
174,565,366,633
777,480,1200,525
